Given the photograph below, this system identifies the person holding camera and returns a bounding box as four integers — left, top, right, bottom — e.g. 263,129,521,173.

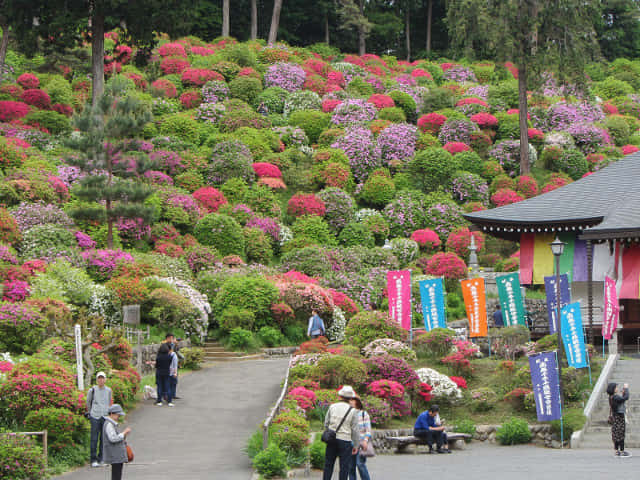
607,382,631,457
86,371,113,467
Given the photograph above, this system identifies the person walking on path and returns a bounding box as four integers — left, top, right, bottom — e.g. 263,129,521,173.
323,386,360,480
86,371,112,467
492,305,504,327
348,396,372,480
102,404,131,480
155,343,174,406
608,382,631,457
307,310,326,339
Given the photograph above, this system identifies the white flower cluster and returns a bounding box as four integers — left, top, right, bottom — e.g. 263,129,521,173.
363,338,417,362
326,307,347,343
415,367,462,400
354,208,380,222
88,284,120,321
279,224,293,246
0,352,15,381
150,276,212,342
289,353,327,368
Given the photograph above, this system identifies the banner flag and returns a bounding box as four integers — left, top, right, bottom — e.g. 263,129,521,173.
560,302,589,369
572,239,588,282
603,276,619,340
461,278,487,337
496,273,527,327
544,274,571,334
419,278,447,331
529,352,562,421
387,270,412,331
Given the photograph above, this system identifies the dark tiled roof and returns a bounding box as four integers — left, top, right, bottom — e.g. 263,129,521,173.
463,152,640,239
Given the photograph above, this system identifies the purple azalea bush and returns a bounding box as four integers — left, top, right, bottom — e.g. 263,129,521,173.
425,203,465,241
331,99,377,126
246,216,281,242
332,126,381,183
449,172,489,203
443,66,477,83
544,101,605,131
438,119,478,145
377,123,419,166
9,202,74,231
567,123,612,153
317,187,356,231
264,62,306,92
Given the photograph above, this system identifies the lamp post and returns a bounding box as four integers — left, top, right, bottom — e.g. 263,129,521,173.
550,236,566,440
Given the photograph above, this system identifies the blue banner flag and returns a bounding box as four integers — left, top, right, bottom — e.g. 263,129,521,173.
529,352,562,421
560,302,589,368
419,278,447,331
544,274,571,334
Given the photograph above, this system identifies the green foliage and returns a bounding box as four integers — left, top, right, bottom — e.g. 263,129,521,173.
219,306,255,332
309,438,326,469
551,408,586,439
338,221,375,248
194,213,245,256
488,81,519,109
496,417,532,445
229,76,263,105
315,354,368,389
213,275,279,328
253,443,288,478
421,87,455,112
24,407,87,449
30,260,96,306
43,74,74,105
605,115,631,146
179,347,205,370
388,90,417,122
24,110,71,134
551,149,588,180
291,215,337,247
344,310,407,349
413,328,456,358
346,77,374,97
359,173,396,207
257,326,284,347
254,86,288,114
0,433,46,480
409,147,460,192
19,224,77,260
289,110,330,144
454,419,476,441
229,327,258,350
593,77,633,99
377,107,406,123
243,227,273,264
534,334,558,352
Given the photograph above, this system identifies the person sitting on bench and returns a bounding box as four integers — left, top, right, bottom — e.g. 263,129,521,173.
413,404,451,454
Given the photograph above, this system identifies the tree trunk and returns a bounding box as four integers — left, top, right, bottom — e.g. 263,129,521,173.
0,23,8,83
518,64,530,174
91,12,105,106
250,0,258,39
268,0,283,45
358,0,365,55
222,0,230,37
426,0,432,52
324,11,330,44
405,8,411,61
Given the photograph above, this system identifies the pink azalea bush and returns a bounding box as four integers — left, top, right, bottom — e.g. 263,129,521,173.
193,187,227,213
411,229,441,251
424,252,467,280
287,193,326,217
491,188,524,207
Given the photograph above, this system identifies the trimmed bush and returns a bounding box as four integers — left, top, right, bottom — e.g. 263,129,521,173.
253,443,287,478
0,302,48,354
344,310,408,349
360,174,396,207
229,328,258,350
229,76,263,104
409,147,460,193
0,433,46,480
24,407,88,449
194,213,245,257
496,417,532,445
289,110,330,144
315,355,368,389
213,275,279,328
338,221,375,248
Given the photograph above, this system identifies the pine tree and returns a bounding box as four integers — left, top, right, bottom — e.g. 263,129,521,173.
66,76,155,249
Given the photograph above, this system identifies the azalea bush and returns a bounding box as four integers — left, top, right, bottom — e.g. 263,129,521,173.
344,310,408,349
363,338,417,362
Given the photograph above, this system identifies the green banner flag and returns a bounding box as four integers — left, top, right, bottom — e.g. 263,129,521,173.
497,273,527,327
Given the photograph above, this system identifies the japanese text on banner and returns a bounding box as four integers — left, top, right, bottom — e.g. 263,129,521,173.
544,274,571,334
461,278,487,337
496,273,527,327
419,278,446,331
560,302,589,369
387,270,412,331
529,352,562,421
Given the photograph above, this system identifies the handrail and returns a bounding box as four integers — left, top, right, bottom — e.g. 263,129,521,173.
262,355,292,449
0,430,48,467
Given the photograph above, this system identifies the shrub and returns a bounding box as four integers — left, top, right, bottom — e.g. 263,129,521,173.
213,275,279,328
229,328,258,350
364,356,420,392
194,213,244,257
360,394,393,426
257,326,284,347
180,347,205,370
207,140,255,185
24,110,71,134
252,443,288,478
360,174,395,207
289,110,330,144
291,215,336,247
469,387,498,412
0,433,46,480
20,89,51,109
496,417,532,445
550,408,586,440
317,187,356,232
550,149,588,180
229,76,263,105
605,115,631,146
423,252,467,280
378,107,406,123
309,439,326,469
0,100,30,122
338,222,374,248
344,310,408,349
0,208,21,244
287,193,326,217
413,328,455,358
409,147,460,193
158,114,201,143
455,419,476,440
243,227,273,264
315,355,367,389
0,138,27,172
219,306,255,332
363,338,416,362
24,407,87,449
0,302,48,354
388,90,417,122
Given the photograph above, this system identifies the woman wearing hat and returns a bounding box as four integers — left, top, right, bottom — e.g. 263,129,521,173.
323,386,360,480
607,382,630,457
102,404,132,480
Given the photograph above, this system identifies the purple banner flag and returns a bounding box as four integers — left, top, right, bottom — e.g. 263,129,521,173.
529,352,562,421
572,239,588,282
544,274,571,334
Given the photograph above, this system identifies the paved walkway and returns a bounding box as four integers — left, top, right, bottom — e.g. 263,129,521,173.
55,358,289,480
320,443,637,479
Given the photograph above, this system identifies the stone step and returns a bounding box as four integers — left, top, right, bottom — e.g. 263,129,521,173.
204,351,247,358
204,353,265,362
203,346,227,352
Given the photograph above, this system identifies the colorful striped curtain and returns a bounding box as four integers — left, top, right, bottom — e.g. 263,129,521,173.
620,244,640,299
532,234,555,284
519,233,534,284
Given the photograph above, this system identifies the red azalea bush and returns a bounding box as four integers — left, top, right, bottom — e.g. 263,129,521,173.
20,89,51,109
17,73,40,89
180,90,202,109
0,208,21,244
287,386,317,411
252,162,283,178
0,100,30,122
424,252,467,280
440,352,473,376
528,128,545,142
445,227,484,258
450,376,468,389
363,356,420,392
418,113,447,134
294,337,329,355
123,72,147,90
151,79,178,98
287,193,326,217
515,175,539,198
411,228,441,251
412,68,432,79
504,387,532,410
193,186,227,212
622,144,639,155
456,97,489,108
463,201,486,213
368,379,405,400
2,280,30,302
181,68,224,86
541,174,571,193
491,188,524,207
155,241,185,258
0,84,23,98
603,103,619,115
417,382,433,402
322,99,342,113
158,42,187,58
443,142,471,154
160,57,190,75
258,177,287,189
470,112,498,128
328,289,359,315
367,94,395,110
52,103,74,116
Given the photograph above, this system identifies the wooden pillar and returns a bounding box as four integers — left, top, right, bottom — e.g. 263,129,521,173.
587,240,594,346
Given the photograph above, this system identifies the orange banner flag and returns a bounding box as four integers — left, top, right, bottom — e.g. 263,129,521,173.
461,278,488,337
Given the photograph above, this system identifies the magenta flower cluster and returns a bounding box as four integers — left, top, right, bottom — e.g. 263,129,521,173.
82,249,135,280
9,202,74,231
331,99,377,126
377,123,419,166
75,231,97,250
332,126,381,182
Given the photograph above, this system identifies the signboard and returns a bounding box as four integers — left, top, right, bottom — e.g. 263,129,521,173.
461,278,487,337
74,324,84,391
418,278,446,331
496,273,527,327
387,270,412,331
529,352,562,421
544,274,571,334
560,302,589,369
123,305,141,325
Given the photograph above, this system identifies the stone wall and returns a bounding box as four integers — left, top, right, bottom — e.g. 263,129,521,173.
371,424,555,453
132,339,191,375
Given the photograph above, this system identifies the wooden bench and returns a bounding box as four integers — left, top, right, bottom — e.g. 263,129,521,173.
387,433,472,453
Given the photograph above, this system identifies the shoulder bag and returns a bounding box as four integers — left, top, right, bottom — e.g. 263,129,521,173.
359,412,376,457
321,406,353,444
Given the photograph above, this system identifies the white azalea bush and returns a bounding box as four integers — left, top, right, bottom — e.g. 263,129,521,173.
363,338,417,362
326,307,347,342
415,367,462,401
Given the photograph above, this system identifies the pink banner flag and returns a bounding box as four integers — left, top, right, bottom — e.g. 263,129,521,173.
603,276,619,340
387,270,412,331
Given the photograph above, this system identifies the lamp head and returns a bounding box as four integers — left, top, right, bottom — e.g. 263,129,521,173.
549,236,566,257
